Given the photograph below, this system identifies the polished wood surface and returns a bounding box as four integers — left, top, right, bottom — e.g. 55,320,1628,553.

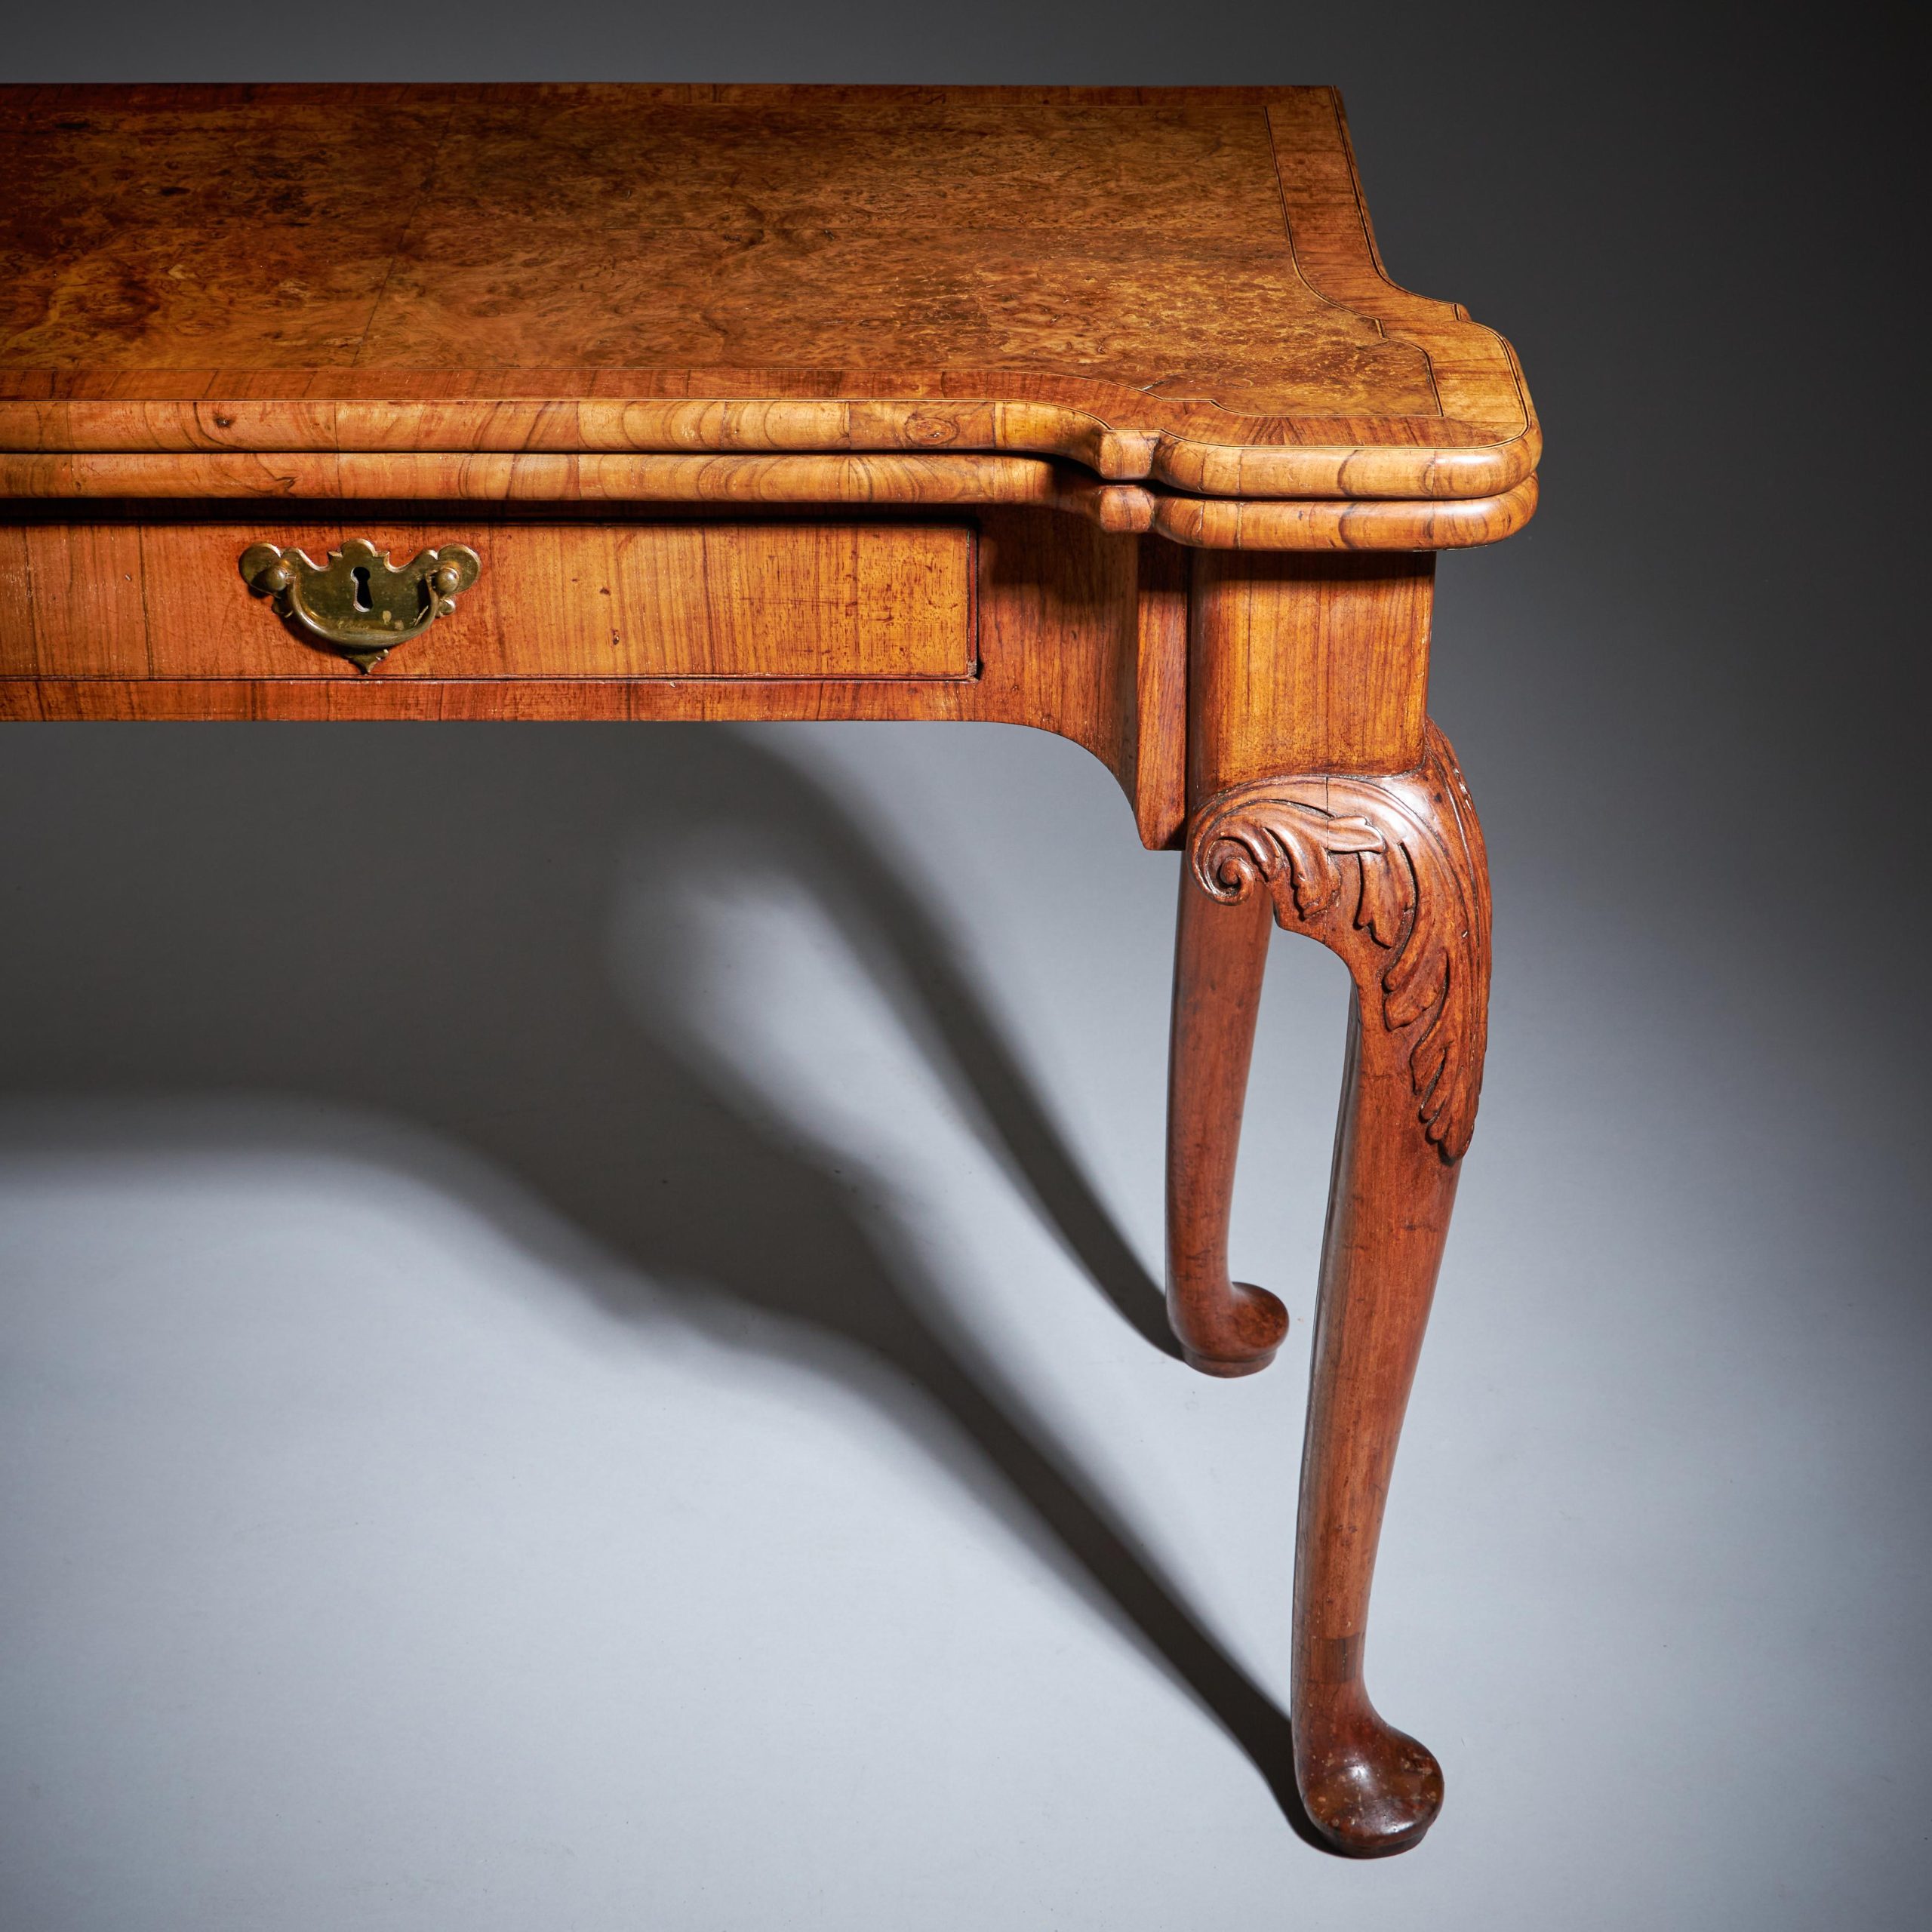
0,518,976,681
0,85,1537,503
1190,553,1434,789
1165,879,1291,1377
0,82,1538,1859
0,504,1189,848
0,453,1539,552
1174,727,1492,1851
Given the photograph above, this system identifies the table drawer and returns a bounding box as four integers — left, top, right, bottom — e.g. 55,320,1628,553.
0,519,977,681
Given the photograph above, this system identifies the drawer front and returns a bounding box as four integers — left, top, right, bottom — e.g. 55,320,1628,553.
0,520,976,681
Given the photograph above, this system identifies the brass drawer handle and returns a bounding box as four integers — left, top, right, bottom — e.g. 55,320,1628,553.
238,538,481,672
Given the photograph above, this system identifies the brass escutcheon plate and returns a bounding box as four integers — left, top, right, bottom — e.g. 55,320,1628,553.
238,538,481,672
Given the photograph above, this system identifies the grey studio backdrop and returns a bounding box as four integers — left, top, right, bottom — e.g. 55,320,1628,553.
2,9,1924,1930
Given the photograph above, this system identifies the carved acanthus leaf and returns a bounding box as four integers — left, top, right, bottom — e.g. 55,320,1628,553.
1187,724,1491,1162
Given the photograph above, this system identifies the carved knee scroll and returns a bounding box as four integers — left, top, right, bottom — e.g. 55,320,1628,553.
1186,723,1491,1163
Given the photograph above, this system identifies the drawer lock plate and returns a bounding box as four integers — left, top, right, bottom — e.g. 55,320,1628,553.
238,539,481,672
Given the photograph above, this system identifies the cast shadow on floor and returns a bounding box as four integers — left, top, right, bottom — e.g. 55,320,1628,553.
0,721,1322,1845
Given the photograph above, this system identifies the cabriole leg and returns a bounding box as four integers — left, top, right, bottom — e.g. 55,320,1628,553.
1177,724,1491,1855
1164,870,1291,1375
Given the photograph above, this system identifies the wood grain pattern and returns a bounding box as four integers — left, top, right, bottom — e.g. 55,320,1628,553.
1164,878,1291,1376
1168,726,1491,1854
1189,553,1435,795
0,85,1538,503
0,519,975,681
1131,538,1190,851
1187,725,1489,1161
1148,478,1536,551
0,454,1537,553
0,506,1189,849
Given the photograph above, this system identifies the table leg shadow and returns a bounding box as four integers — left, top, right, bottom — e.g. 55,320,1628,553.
0,721,1330,1846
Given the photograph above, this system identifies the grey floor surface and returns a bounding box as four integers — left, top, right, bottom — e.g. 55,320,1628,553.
2,701,1926,1930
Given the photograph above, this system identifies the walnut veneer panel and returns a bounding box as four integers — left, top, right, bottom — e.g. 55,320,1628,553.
0,85,1537,500
0,507,1182,846
1189,553,1434,786
0,520,975,681
0,452,1539,552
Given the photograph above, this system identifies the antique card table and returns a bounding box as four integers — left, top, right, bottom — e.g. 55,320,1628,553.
0,84,1538,1856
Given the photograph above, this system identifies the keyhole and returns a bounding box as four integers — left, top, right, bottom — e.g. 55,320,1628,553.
351,565,372,611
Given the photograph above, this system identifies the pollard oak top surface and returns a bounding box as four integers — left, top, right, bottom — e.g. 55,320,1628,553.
0,85,1537,500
